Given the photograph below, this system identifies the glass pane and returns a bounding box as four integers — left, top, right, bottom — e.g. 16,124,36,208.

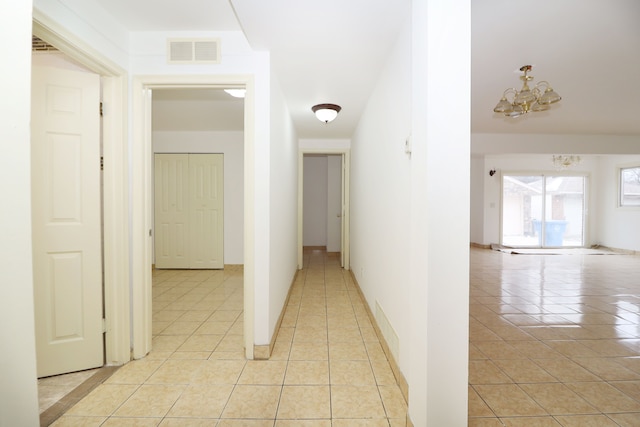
544,176,584,247
621,167,640,206
502,175,543,246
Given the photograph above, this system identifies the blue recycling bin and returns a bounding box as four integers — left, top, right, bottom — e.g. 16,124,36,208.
532,220,568,246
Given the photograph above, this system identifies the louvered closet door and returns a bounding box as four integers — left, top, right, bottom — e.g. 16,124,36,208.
154,154,224,269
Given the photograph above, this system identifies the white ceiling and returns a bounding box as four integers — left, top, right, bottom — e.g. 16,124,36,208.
96,0,640,139
472,0,640,137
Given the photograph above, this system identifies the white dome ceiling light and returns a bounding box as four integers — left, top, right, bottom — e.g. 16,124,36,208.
312,103,342,123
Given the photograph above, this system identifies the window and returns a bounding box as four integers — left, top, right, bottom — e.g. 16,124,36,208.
620,166,640,207
501,174,586,247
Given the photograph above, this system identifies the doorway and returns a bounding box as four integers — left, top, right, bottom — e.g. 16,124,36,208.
501,174,587,247
31,20,130,371
298,149,350,270
31,18,130,418
132,76,255,359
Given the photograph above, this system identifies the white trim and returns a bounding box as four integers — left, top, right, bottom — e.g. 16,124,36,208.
32,17,131,366
298,148,350,270
131,75,255,360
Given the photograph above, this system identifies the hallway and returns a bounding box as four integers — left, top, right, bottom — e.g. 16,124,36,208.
47,246,640,426
51,249,408,426
469,247,640,426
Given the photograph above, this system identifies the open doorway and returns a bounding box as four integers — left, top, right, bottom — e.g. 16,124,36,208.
31,20,130,418
151,88,244,269
298,149,350,270
132,76,256,360
302,154,342,253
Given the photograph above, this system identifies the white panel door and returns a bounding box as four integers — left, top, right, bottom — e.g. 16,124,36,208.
31,66,103,377
154,154,190,268
190,154,224,269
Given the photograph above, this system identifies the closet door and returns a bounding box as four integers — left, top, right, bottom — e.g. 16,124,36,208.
190,154,224,268
154,153,224,269
154,154,190,268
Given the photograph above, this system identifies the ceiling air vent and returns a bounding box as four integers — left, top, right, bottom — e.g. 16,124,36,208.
167,38,220,64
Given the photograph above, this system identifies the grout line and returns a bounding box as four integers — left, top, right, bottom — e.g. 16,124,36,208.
39,365,120,427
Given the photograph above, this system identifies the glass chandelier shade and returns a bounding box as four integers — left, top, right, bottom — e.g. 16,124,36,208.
312,103,341,123
552,155,581,169
493,65,561,118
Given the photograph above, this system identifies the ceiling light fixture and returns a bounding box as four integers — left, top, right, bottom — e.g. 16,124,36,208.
493,65,561,118
224,88,246,98
552,155,581,169
312,103,341,123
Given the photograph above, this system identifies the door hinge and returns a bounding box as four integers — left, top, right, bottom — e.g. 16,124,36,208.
101,156,104,171
100,102,103,117
102,318,107,333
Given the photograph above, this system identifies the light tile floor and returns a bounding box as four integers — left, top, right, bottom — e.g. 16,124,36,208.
52,249,408,426
469,247,640,426
39,368,100,413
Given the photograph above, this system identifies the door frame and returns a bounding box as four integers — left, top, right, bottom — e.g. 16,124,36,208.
32,13,131,366
132,75,255,359
298,148,351,270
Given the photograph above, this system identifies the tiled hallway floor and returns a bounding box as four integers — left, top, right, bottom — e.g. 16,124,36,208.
39,368,100,414
469,247,640,426
52,249,408,426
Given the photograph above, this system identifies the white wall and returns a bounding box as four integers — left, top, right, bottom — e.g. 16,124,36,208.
299,138,351,151
597,155,640,251
153,131,245,264
303,156,328,246
0,2,40,425
352,2,471,424
473,133,640,155
267,72,298,344
350,12,412,381
412,1,470,424
130,30,255,75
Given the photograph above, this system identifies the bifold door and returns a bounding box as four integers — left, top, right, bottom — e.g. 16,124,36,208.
154,154,224,269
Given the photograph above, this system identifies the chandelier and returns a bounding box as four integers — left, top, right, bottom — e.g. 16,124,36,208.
552,155,581,169
493,65,561,118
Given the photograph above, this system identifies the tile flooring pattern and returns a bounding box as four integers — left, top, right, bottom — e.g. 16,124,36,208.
469,247,640,426
52,250,407,426
39,369,100,414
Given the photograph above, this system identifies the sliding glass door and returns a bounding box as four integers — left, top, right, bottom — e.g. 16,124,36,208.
501,174,586,247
